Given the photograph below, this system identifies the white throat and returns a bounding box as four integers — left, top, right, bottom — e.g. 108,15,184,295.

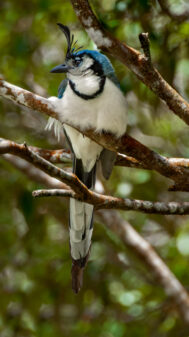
68,72,101,97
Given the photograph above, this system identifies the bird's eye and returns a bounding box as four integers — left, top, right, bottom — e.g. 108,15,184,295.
74,58,81,66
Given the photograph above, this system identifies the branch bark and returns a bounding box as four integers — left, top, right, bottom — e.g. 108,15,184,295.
2,139,189,324
0,138,89,196
70,0,189,126
2,138,189,175
32,188,189,215
1,138,189,215
1,82,189,190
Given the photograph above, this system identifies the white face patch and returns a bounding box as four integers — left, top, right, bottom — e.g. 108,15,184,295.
79,55,94,72
67,55,101,96
67,55,94,77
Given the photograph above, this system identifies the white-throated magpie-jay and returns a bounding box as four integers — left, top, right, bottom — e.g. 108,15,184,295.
46,23,127,293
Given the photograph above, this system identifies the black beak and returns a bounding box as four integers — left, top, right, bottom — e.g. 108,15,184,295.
50,64,71,73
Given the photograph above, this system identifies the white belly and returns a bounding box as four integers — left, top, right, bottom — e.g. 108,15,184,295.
47,78,127,170
64,124,102,172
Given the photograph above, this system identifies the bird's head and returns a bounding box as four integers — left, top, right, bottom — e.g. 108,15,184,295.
50,23,105,79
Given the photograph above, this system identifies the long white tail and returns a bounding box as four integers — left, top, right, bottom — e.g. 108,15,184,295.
69,198,94,293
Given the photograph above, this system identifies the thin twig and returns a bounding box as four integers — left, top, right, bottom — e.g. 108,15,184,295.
32,188,189,215
139,32,151,62
32,189,74,198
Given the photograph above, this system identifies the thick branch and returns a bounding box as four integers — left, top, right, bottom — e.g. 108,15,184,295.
70,0,189,126
83,129,189,189
2,137,189,166
1,138,189,213
158,0,189,22
0,79,58,119
98,210,189,324
0,82,188,188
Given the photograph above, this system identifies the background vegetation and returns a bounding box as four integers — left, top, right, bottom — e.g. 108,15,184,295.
0,0,189,336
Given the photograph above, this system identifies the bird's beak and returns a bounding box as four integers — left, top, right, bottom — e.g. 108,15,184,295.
50,63,71,73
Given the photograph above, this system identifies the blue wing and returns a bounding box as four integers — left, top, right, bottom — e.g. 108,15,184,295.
58,79,68,98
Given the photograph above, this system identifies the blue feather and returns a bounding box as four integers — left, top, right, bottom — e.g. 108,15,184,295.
58,78,68,98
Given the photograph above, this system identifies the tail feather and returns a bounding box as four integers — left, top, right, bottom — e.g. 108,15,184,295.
71,250,90,293
69,159,96,293
70,199,93,259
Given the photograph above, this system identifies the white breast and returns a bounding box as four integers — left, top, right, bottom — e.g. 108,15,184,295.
64,124,102,172
47,78,127,170
68,64,101,97
51,78,127,137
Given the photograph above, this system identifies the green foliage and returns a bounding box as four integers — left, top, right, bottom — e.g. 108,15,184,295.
1,0,189,336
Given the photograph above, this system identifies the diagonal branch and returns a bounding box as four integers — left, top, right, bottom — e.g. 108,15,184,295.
83,129,187,185
98,210,189,324
0,79,58,118
1,82,189,189
0,138,90,197
70,0,189,126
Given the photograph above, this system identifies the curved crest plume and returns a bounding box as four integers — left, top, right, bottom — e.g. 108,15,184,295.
57,23,83,58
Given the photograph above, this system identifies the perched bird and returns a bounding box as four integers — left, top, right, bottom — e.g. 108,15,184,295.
47,23,127,293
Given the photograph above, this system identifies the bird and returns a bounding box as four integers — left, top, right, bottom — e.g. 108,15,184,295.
46,23,127,293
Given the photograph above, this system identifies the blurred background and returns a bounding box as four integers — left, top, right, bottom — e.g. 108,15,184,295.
1,0,189,336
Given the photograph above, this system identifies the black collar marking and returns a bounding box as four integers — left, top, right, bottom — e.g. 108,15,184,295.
69,76,106,100
69,54,106,100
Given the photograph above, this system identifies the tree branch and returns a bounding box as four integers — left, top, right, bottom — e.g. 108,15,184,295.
0,79,57,118
98,210,189,324
158,0,189,22
70,0,189,126
2,139,189,323
32,188,189,215
2,138,189,179
0,137,72,164
1,138,189,214
0,138,91,197
1,81,189,189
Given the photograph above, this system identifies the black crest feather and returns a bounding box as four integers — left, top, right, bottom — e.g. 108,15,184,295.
57,23,83,58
